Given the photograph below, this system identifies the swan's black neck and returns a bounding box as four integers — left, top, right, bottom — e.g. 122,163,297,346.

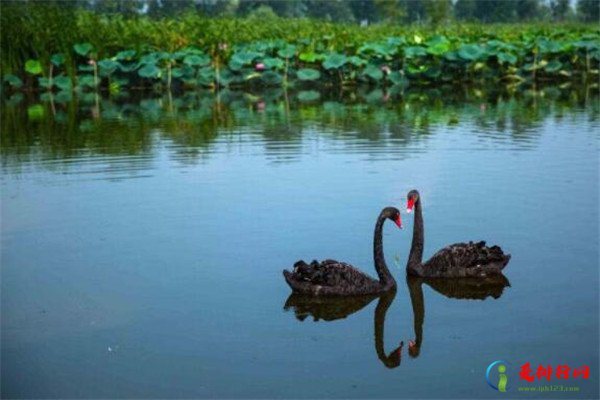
407,198,425,275
374,212,396,289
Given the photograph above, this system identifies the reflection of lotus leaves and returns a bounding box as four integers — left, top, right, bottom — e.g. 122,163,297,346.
297,90,320,102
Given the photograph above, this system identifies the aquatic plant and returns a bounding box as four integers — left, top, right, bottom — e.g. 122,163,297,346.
1,4,598,93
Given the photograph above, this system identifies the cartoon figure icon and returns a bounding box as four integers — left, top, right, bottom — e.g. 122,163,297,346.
498,364,508,392
486,360,509,392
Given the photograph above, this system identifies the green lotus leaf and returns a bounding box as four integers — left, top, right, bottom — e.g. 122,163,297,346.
51,53,65,66
228,58,244,71
197,67,215,86
40,92,53,102
297,68,321,81
299,52,322,62
363,64,384,81
37,77,53,89
262,57,284,69
322,53,347,70
137,63,161,79
444,51,459,62
544,60,563,73
458,44,487,61
98,59,119,75
424,66,441,79
78,64,95,72
349,56,367,67
497,52,517,65
25,59,43,75
27,104,45,120
277,45,296,59
140,53,160,64
54,75,72,91
183,54,211,67
217,69,234,86
3,74,23,88
537,39,562,54
74,43,93,56
404,46,428,58
115,50,136,61
231,51,261,65
426,35,450,56
260,71,283,86
388,71,409,87
297,90,320,102
118,62,139,73
78,74,97,87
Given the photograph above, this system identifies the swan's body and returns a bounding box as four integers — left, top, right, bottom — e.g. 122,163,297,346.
283,207,401,296
406,190,511,278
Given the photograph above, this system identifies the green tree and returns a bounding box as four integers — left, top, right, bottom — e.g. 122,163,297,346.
401,0,427,23
549,0,570,21
577,0,600,22
423,0,452,24
93,0,144,16
516,0,539,20
474,0,516,22
454,0,477,21
373,0,406,23
305,0,355,22
349,0,381,24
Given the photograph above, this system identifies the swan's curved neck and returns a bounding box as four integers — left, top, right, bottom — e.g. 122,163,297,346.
408,198,425,274
374,213,396,288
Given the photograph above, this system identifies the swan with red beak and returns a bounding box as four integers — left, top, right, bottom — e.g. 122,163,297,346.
404,189,511,278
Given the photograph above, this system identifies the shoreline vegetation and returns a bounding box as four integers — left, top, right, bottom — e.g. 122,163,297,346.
1,4,599,94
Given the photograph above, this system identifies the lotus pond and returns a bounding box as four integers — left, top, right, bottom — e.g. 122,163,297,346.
2,6,599,93
1,84,599,398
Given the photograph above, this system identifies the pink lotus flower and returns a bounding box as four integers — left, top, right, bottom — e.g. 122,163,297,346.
218,43,228,51
381,65,391,75
255,63,265,71
88,59,96,66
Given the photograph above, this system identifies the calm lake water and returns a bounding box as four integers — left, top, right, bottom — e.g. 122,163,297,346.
1,86,599,398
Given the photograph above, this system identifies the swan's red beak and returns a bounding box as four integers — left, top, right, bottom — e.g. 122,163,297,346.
394,215,403,229
406,198,415,214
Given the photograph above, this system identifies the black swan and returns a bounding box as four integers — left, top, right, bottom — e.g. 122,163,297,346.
284,289,403,369
405,190,511,278
283,207,402,296
406,275,511,358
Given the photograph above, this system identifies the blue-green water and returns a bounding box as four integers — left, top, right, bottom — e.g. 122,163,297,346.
1,87,599,398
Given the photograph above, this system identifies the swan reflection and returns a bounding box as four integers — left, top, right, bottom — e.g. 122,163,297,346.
284,289,403,368
284,274,510,365
407,274,510,358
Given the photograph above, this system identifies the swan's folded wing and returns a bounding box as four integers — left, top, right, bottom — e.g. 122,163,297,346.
292,260,378,287
423,241,509,277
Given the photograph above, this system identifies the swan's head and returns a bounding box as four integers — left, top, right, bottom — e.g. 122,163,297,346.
382,207,403,229
406,190,420,214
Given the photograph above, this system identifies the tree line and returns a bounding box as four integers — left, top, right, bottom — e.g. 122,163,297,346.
7,0,600,24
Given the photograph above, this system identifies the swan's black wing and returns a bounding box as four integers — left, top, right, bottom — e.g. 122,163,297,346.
283,259,382,296
422,241,511,278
